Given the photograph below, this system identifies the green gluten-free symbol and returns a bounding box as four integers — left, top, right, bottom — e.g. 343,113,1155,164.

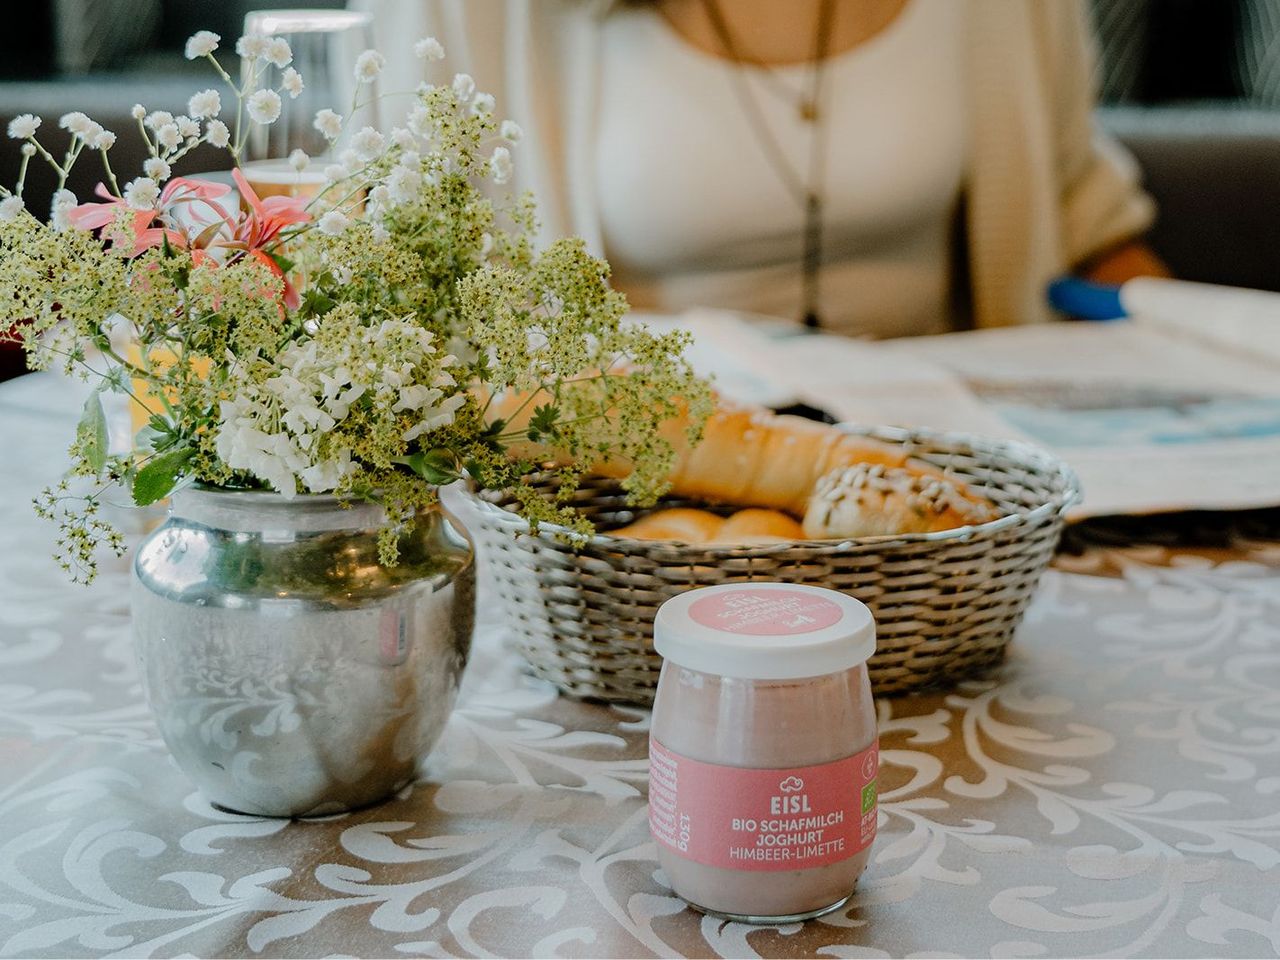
861,780,877,815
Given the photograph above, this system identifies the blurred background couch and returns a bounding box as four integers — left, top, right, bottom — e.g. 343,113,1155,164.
1,0,1279,379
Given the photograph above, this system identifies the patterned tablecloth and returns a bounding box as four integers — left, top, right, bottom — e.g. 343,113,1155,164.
2,372,1279,959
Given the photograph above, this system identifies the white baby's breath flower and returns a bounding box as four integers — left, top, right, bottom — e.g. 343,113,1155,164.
391,127,417,151
184,30,220,59
414,36,445,60
407,104,433,137
204,119,230,148
451,73,475,102
500,119,523,143
59,112,90,134
236,33,269,60
20,143,35,157
156,123,182,151
354,49,385,84
131,104,146,120
368,184,390,206
93,130,116,150
323,163,346,184
247,89,282,125
387,164,422,203
471,92,495,116
0,196,25,221
123,177,160,210
313,108,343,140
288,148,310,172
281,67,304,98
350,126,385,162
175,116,200,139
144,158,171,182
318,210,350,236
79,121,104,145
488,145,513,184
339,149,363,174
370,222,390,243
50,189,76,230
265,37,292,68
187,89,221,119
7,114,40,139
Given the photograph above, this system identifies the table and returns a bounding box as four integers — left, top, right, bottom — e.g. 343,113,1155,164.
2,372,1279,959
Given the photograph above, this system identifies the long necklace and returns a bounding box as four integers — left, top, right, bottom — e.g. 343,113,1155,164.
701,0,836,329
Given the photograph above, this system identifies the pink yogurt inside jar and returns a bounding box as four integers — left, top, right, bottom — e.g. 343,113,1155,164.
649,582,879,923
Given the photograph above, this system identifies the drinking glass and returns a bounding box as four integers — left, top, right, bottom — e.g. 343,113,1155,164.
239,8,377,198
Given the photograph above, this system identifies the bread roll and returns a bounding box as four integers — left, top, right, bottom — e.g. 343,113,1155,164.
710,508,805,544
609,508,724,542
802,464,998,539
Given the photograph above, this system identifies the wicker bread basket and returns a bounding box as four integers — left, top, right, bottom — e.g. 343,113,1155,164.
457,425,1080,703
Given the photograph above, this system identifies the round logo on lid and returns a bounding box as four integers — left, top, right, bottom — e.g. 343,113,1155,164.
687,587,844,636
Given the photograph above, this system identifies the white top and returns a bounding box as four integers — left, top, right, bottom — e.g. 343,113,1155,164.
654,583,876,680
595,0,967,338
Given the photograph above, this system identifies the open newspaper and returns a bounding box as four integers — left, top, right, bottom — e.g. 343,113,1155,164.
645,308,1280,518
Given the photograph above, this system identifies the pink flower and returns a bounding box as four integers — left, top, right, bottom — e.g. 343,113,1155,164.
66,178,234,258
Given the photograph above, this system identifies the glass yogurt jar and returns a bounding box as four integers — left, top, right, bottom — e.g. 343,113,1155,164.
649,582,879,923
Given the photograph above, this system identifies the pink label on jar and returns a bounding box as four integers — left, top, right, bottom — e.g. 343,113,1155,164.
687,588,844,636
649,738,879,872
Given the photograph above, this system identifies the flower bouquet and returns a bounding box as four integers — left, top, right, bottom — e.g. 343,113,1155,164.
0,29,711,816
0,28,711,583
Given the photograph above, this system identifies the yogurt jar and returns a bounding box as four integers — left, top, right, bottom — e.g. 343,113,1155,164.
648,582,879,922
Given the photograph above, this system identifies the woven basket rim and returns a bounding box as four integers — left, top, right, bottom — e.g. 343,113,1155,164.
467,423,1082,554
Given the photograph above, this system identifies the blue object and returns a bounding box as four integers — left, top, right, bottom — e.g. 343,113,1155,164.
1046,277,1127,320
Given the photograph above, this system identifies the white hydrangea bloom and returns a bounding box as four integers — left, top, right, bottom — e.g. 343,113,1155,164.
50,189,77,231
156,124,182,151
184,30,220,59
214,318,462,495
144,111,173,131
187,89,221,119
282,67,304,98
265,37,292,68
488,146,513,184
205,119,231,148
354,49,385,84
123,177,160,210
7,114,40,139
144,158,171,182
93,130,117,150
236,34,269,59
313,108,343,140
470,93,495,116
175,116,200,139
0,196,25,221
451,73,476,102
414,37,445,60
500,119,523,143
247,89,282,125
288,148,310,172
350,126,385,162
318,210,350,236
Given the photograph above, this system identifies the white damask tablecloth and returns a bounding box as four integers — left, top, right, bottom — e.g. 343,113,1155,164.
1,372,1279,959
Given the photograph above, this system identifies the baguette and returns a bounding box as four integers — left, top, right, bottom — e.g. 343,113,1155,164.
486,390,913,516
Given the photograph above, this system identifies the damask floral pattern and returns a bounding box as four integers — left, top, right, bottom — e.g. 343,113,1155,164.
1,374,1278,958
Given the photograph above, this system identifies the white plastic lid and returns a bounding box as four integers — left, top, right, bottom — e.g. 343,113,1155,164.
653,582,876,681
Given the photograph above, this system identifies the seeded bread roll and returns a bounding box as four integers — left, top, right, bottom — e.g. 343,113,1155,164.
802,464,998,538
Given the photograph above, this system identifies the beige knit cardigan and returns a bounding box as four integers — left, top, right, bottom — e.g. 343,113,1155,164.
361,0,1156,328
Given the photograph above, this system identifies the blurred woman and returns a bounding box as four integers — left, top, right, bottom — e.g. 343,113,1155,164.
361,0,1168,336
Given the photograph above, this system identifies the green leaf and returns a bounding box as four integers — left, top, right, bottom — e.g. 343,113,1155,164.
266,251,295,275
76,390,108,473
132,446,195,506
525,404,559,443
393,449,461,485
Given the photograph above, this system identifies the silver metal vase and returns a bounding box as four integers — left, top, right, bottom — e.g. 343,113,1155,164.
131,486,475,817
